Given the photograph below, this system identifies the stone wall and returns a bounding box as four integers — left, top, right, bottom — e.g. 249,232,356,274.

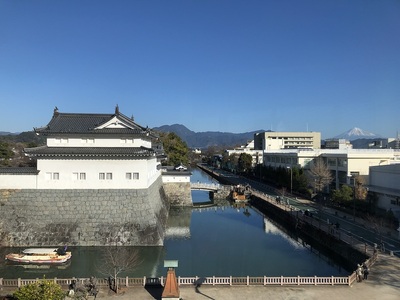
0,177,169,247
163,182,192,206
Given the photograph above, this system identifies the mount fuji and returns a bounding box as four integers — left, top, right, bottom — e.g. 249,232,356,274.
333,127,381,141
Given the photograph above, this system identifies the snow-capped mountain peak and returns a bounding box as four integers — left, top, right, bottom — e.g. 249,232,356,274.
333,127,380,140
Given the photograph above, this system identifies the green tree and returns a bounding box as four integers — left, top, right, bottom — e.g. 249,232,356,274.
332,185,353,205
13,279,65,300
0,141,13,160
237,153,252,174
159,132,189,166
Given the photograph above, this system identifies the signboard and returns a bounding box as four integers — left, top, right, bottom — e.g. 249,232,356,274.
164,260,178,268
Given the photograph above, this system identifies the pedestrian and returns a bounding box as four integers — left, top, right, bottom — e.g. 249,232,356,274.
363,264,369,280
357,264,363,282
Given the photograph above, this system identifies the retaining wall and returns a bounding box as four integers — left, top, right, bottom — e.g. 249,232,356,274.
0,177,169,247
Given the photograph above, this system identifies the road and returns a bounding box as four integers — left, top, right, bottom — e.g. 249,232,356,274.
214,168,400,256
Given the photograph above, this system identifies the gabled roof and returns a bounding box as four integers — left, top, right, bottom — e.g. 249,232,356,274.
35,106,156,137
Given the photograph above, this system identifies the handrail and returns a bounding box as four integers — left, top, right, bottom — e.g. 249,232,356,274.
0,274,352,288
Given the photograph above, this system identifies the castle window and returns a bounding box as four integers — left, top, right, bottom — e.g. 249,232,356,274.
46,172,59,180
126,172,139,180
99,173,105,180
73,172,86,180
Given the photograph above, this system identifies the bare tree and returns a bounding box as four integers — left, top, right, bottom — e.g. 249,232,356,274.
97,247,142,293
308,158,333,195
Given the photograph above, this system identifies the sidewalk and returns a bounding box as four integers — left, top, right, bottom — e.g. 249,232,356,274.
1,254,399,300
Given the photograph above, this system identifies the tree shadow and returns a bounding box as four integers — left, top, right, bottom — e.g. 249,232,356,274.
194,277,215,300
144,283,163,300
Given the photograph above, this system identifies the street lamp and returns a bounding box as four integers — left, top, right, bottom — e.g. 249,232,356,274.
287,166,292,195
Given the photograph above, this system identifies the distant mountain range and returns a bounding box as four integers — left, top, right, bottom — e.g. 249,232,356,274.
332,127,381,141
0,131,19,136
1,126,390,150
153,124,265,148
154,125,390,149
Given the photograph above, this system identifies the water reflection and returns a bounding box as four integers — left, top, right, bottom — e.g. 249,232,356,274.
0,169,351,279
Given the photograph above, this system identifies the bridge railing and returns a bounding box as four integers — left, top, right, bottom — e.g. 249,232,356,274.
0,274,352,289
190,182,223,191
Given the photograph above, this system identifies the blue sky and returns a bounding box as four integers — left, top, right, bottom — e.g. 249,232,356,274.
1,0,399,139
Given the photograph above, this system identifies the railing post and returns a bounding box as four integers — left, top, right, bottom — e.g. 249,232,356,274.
178,276,181,286
298,276,300,285
230,276,232,286
281,276,283,286
143,276,146,287
18,278,21,288
263,276,266,286
247,276,249,286
126,276,129,287
332,276,334,286
314,275,317,286
213,276,215,286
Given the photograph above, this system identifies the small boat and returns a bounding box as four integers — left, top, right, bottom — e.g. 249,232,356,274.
5,247,72,264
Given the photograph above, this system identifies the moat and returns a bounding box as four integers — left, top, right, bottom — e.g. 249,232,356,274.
0,169,351,279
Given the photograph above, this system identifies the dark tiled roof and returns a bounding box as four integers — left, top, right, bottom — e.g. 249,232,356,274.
0,167,39,174
24,146,155,157
34,110,155,137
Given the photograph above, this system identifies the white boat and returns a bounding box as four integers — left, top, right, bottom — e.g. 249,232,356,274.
5,247,72,264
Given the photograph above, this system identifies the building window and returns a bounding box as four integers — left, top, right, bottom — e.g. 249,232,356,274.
99,172,112,180
73,172,86,180
46,172,59,180
126,172,139,180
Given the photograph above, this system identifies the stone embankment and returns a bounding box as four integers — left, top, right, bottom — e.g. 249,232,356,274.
0,177,169,247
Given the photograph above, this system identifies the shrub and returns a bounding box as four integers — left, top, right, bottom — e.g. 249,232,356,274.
13,279,65,300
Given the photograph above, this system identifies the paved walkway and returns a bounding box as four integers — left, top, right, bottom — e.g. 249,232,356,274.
1,253,399,300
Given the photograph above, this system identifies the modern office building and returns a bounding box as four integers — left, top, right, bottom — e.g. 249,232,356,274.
254,131,321,151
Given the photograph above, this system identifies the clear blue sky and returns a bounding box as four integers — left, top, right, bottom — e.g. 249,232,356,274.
1,0,399,139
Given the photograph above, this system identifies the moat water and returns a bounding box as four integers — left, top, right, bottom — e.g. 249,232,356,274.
0,169,351,279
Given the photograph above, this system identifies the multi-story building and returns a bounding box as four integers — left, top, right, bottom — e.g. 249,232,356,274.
262,148,400,190
254,131,321,150
368,164,400,222
226,140,263,166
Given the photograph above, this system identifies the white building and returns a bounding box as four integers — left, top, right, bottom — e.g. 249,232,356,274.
226,140,263,166
262,148,400,189
0,106,163,190
369,164,400,221
254,131,321,150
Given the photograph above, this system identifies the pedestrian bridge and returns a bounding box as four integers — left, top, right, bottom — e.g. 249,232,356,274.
191,182,222,191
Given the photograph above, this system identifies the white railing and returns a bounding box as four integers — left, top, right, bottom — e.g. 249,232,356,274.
190,182,221,191
0,274,352,288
